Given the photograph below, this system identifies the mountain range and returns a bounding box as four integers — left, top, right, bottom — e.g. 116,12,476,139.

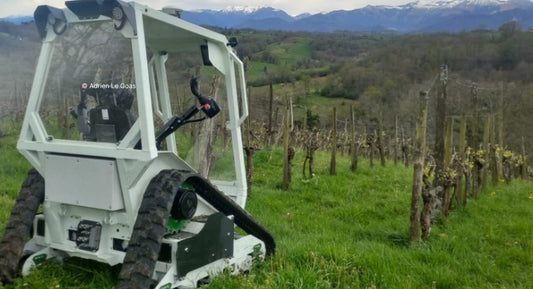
180,0,533,32
2,0,533,32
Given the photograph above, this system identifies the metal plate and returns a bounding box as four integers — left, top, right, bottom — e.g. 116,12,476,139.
176,212,234,277
45,154,124,210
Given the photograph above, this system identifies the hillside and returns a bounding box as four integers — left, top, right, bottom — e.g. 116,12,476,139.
2,20,533,160
223,26,533,161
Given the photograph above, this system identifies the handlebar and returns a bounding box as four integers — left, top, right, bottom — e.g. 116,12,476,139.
134,77,221,150
190,77,221,118
154,78,220,149
154,105,202,149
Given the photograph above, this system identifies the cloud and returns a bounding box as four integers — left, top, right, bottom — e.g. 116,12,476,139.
0,0,66,17
0,0,415,18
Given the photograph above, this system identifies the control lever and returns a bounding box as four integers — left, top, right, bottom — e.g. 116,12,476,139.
190,77,220,118
154,105,203,149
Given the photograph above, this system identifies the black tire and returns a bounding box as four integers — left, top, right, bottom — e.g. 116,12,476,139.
0,168,44,284
116,170,183,289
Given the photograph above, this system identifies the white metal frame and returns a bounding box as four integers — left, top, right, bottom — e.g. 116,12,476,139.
17,1,249,206
16,2,257,288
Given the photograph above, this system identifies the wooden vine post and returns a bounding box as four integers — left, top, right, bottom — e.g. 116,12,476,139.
471,83,480,199
521,136,527,180
193,75,220,177
456,115,467,206
463,147,472,206
410,91,429,242
394,115,399,165
444,117,453,168
377,112,386,167
267,82,274,146
497,82,504,181
350,105,358,171
243,88,258,192
490,114,498,185
302,106,309,177
302,107,319,179
481,115,490,190
244,106,253,187
330,107,337,175
304,129,319,178
368,132,375,168
433,65,448,190
441,116,454,216
242,57,257,192
282,101,291,190
402,127,410,168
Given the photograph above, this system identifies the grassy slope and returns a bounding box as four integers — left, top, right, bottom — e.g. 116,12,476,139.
0,129,31,235
0,132,532,288
246,79,358,130
209,149,533,289
246,36,314,83
243,35,358,127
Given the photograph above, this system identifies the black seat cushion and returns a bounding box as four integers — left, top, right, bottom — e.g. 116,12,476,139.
89,106,132,143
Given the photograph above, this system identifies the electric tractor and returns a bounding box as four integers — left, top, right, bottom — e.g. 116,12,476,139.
0,1,275,288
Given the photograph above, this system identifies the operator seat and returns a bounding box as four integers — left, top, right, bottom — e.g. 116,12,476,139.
88,89,135,143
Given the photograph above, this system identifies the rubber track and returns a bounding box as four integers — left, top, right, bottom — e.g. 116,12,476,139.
117,170,275,288
116,170,183,289
0,169,44,284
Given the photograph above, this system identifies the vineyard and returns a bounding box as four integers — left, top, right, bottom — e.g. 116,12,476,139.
1,130,532,288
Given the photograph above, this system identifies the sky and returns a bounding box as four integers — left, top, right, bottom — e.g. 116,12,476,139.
0,0,415,18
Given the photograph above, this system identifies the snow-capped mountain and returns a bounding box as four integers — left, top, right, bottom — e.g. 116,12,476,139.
3,0,533,32
181,6,294,29
178,0,533,32
410,0,508,9
221,6,263,13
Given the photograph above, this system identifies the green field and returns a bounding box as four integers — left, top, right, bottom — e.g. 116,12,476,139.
0,131,532,288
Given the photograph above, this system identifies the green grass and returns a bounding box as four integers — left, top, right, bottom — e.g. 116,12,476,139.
0,125,31,235
246,79,358,128
246,36,322,84
271,37,312,66
209,149,533,289
1,131,532,288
